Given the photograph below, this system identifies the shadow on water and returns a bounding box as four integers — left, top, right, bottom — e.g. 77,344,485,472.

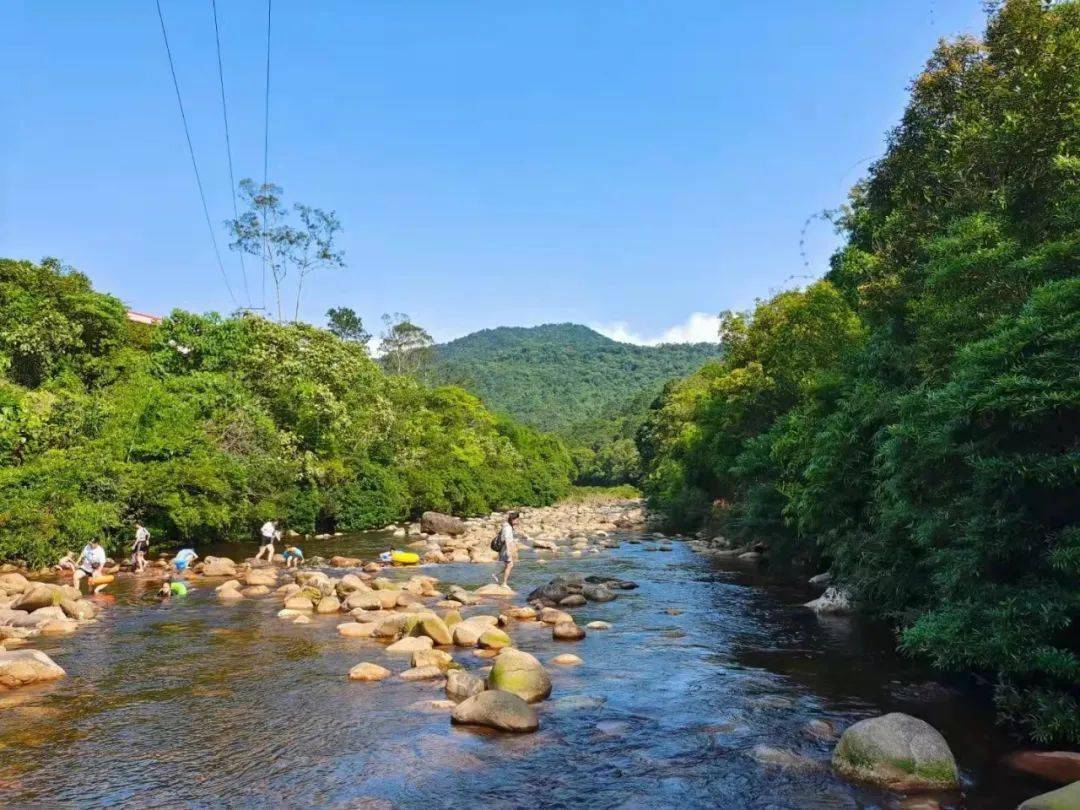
0,533,1051,808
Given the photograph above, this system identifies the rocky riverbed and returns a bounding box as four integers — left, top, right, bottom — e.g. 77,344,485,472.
0,501,1073,808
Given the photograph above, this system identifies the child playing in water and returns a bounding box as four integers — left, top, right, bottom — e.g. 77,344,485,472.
170,548,198,575
55,551,76,573
282,545,303,569
158,580,188,598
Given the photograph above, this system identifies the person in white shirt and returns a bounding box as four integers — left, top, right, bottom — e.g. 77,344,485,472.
131,523,150,573
494,511,520,588
255,520,278,563
73,539,107,593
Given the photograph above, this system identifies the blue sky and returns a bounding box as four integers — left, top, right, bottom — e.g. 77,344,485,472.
2,1,987,344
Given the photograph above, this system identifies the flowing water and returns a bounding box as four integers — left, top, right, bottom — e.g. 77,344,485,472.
0,532,1049,808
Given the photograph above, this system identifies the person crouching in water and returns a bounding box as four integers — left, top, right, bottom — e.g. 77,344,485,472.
494,511,520,588
170,548,198,576
131,522,150,573
73,539,107,594
282,545,303,569
255,519,279,563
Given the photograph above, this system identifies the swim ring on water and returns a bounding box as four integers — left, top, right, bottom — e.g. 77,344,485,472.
389,550,419,565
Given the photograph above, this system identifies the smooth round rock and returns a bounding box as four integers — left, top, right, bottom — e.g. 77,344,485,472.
451,690,539,733
832,713,959,791
348,662,391,681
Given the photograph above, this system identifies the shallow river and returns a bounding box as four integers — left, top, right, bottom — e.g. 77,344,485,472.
0,532,1049,808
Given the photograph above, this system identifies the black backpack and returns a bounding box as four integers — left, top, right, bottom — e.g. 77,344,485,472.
490,526,505,553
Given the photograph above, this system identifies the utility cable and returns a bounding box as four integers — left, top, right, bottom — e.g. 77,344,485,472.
155,0,239,308
260,0,272,310
211,0,250,307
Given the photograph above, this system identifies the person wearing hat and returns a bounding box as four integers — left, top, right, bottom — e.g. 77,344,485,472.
494,511,520,588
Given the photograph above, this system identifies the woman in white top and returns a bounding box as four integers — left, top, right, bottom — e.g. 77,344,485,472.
495,511,520,588
73,539,107,593
131,523,150,573
255,520,278,562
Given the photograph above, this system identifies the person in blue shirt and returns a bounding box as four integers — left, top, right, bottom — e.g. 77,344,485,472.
282,546,304,569
171,548,198,574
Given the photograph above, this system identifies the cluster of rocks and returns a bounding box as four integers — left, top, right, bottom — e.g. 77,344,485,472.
687,532,767,562
0,572,98,689
397,503,646,565
192,551,609,733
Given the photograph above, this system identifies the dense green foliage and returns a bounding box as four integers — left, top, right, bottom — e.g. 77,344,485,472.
638,0,1080,743
430,323,718,484
0,258,573,568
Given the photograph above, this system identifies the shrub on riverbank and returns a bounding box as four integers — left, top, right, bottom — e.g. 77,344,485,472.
0,258,573,566
637,0,1080,742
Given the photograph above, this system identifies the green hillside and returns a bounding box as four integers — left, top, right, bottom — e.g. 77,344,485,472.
431,323,718,437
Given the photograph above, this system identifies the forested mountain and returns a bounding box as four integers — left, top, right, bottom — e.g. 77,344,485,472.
0,258,573,568
432,324,718,435
429,324,718,484
638,0,1080,743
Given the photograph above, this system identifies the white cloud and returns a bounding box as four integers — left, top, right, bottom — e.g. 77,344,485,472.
591,312,721,346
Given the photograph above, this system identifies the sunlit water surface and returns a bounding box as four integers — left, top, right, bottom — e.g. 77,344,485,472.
0,533,1046,808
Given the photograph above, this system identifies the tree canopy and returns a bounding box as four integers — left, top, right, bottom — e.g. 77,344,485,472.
637,0,1080,743
0,258,573,568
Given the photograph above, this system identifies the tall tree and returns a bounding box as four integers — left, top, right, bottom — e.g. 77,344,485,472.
379,313,434,376
227,180,344,322
326,307,370,347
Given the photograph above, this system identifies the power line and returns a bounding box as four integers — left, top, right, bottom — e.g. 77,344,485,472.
260,0,272,311
155,0,239,308
211,0,250,307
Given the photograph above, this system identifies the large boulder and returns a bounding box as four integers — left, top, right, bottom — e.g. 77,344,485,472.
284,595,314,611
316,596,341,614
386,636,433,655
0,649,66,689
1019,782,1080,810
581,584,616,603
478,628,511,650
13,585,60,613
410,615,453,646
832,713,959,791
474,583,515,598
336,574,369,595
445,669,485,702
412,648,454,671
553,622,586,641
0,573,29,593
338,622,376,638
487,648,551,703
421,511,466,536
346,592,383,611
804,587,852,614
452,623,482,647
201,557,238,577
60,598,96,621
450,690,539,733
244,569,278,587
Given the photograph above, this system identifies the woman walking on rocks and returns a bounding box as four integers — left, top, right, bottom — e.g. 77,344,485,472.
494,511,520,588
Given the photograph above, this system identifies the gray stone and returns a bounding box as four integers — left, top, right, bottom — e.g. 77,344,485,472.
832,713,959,791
